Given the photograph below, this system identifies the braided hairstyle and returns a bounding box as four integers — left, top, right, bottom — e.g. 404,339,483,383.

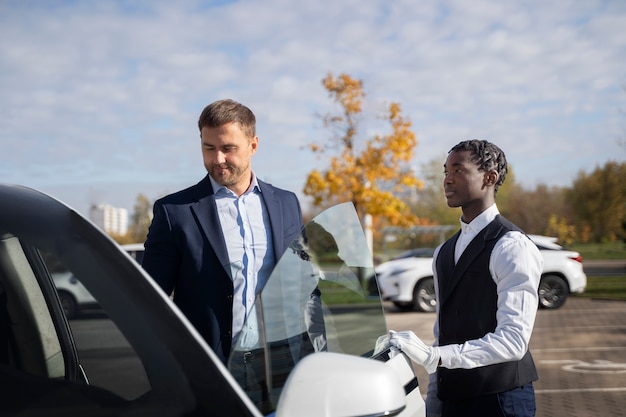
449,139,508,193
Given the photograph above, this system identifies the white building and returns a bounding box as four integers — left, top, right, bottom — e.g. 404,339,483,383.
90,204,128,235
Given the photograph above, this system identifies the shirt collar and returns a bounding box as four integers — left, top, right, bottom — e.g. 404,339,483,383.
209,172,261,197
459,204,499,234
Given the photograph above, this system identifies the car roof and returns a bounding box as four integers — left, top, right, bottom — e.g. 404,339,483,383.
528,234,563,250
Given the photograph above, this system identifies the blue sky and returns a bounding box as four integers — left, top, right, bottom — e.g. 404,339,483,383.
1,0,625,218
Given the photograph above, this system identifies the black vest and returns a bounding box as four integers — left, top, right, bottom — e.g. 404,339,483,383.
435,215,538,401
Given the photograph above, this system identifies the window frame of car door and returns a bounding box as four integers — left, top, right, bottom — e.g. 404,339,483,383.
22,240,88,382
0,234,84,383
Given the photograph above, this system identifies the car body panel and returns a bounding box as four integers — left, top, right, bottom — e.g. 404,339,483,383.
529,235,587,294
276,352,406,417
375,257,434,303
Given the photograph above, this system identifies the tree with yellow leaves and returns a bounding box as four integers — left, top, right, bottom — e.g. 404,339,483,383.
304,72,425,227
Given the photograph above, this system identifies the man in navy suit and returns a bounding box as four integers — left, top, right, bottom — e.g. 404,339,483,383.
142,99,304,365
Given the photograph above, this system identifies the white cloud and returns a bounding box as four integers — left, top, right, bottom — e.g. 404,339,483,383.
0,0,624,217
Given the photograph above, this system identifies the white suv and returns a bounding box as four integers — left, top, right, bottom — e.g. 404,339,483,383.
52,243,145,318
529,235,587,309
371,235,587,311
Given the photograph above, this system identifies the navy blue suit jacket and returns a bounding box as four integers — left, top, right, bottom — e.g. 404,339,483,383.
142,174,303,363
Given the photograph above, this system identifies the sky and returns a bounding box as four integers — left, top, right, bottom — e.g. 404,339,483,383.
1,0,625,219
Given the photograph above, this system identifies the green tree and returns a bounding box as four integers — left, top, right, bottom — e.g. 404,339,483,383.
503,182,572,236
127,193,153,244
304,72,424,227
568,161,626,242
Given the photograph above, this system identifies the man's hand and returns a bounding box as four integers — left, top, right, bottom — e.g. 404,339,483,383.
389,330,440,374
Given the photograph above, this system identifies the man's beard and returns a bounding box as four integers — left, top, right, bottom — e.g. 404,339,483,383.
209,163,247,187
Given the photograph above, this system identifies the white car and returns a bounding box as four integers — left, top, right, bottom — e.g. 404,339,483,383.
51,271,100,319
529,235,587,309
51,243,145,319
371,235,587,311
0,185,425,417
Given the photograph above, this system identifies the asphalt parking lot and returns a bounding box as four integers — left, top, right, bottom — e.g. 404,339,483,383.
385,297,626,417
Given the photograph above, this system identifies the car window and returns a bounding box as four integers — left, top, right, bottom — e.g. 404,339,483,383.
0,235,66,380
41,250,152,400
228,202,388,413
0,233,151,400
0,227,202,415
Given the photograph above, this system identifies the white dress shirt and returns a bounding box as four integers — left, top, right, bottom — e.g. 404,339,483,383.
433,204,543,368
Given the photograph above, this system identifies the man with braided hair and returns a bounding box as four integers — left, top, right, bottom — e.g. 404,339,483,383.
390,140,542,417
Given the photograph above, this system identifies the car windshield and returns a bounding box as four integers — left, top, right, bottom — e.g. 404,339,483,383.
227,202,389,413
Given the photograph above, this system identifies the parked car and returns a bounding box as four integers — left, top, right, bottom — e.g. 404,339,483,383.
0,184,425,417
121,243,145,264
51,271,100,319
371,235,587,312
367,249,437,312
528,235,587,309
51,243,145,319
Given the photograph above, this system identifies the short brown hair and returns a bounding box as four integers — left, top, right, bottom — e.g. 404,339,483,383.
197,99,256,137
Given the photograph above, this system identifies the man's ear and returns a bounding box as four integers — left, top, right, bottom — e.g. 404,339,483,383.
484,171,498,186
250,135,259,154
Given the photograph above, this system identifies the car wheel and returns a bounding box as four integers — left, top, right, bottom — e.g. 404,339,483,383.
58,291,78,319
538,275,568,309
413,278,436,312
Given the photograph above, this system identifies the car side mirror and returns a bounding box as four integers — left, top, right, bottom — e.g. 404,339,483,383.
275,352,406,417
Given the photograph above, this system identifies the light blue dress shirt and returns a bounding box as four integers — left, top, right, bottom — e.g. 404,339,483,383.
209,174,274,347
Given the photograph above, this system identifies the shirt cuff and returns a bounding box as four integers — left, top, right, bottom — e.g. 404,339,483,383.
437,344,461,369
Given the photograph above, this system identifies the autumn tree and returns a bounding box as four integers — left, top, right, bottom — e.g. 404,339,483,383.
304,72,424,228
545,214,576,246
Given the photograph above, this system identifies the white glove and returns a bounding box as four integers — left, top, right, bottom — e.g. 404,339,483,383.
389,330,440,374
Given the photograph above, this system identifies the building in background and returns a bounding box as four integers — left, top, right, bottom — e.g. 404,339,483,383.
90,204,128,235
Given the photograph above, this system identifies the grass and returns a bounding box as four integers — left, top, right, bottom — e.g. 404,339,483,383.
568,242,626,301
317,279,378,305
571,241,626,260
574,275,626,301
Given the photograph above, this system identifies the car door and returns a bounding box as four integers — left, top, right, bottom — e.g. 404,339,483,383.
0,184,422,417
0,184,261,417
228,202,426,416
0,234,82,383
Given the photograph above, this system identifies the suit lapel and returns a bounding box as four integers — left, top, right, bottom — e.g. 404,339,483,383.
190,176,232,279
258,180,284,263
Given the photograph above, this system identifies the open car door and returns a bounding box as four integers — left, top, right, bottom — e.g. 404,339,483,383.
228,202,425,416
